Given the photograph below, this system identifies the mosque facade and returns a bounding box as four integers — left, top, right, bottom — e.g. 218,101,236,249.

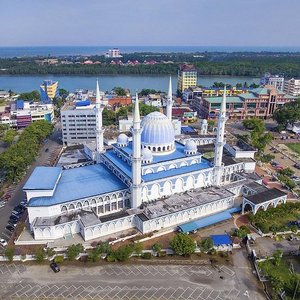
23,79,284,241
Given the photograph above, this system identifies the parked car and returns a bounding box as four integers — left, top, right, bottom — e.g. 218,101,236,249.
0,201,6,208
0,239,7,247
9,215,20,222
8,221,17,227
6,225,15,232
8,218,18,224
20,200,27,207
50,262,60,273
294,163,300,170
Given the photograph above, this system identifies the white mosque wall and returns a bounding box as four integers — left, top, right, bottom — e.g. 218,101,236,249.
224,144,255,159
28,205,62,226
81,215,135,241
141,169,214,202
32,219,80,240
26,189,55,201
135,196,235,234
243,161,256,172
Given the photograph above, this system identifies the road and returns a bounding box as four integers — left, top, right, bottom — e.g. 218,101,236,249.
0,123,62,249
0,257,265,300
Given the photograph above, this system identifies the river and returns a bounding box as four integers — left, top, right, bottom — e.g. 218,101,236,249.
0,74,260,93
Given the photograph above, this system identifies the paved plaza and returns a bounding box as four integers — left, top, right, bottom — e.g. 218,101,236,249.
0,261,265,300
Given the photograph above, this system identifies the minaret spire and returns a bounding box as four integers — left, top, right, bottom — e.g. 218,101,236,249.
131,92,142,208
213,85,227,186
95,79,105,161
166,76,173,120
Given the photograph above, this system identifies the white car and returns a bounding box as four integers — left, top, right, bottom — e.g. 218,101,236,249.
0,239,7,247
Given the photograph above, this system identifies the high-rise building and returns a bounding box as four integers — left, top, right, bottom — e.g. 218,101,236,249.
284,78,300,97
40,80,59,103
260,73,284,91
177,64,197,93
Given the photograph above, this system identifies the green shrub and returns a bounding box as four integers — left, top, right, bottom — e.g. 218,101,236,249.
141,252,152,259
54,255,64,264
35,248,45,263
5,247,15,262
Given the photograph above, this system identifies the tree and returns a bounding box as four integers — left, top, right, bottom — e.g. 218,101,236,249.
66,244,84,261
273,99,300,126
170,233,196,256
273,249,283,267
234,226,250,238
18,90,40,101
88,246,102,262
270,274,284,293
152,243,162,253
35,248,45,263
108,244,134,262
278,168,294,177
5,246,15,262
2,129,17,145
199,237,214,252
133,242,143,256
113,87,127,96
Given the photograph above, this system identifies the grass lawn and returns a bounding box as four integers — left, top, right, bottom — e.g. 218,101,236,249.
259,258,300,299
249,203,300,233
286,143,300,155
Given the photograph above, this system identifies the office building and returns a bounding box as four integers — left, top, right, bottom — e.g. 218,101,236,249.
260,73,284,91
40,80,59,103
284,78,300,97
177,64,197,93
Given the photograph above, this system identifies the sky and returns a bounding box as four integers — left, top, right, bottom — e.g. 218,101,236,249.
0,0,300,47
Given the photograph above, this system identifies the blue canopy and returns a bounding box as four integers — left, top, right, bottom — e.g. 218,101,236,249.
178,210,233,233
210,234,232,246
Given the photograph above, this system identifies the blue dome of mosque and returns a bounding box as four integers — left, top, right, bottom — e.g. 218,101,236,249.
141,112,175,149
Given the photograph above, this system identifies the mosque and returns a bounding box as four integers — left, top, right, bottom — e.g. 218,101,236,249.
23,79,287,241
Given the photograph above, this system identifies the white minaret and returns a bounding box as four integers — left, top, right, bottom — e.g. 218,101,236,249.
166,76,173,120
131,93,142,208
213,86,227,186
95,79,105,161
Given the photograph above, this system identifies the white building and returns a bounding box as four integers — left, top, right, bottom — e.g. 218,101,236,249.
105,48,122,58
61,102,96,146
284,78,300,97
23,80,286,242
261,73,285,91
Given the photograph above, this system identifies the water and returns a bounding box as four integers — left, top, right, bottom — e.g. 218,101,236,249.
0,75,260,93
0,46,300,58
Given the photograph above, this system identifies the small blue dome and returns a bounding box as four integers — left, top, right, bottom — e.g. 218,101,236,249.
141,112,175,147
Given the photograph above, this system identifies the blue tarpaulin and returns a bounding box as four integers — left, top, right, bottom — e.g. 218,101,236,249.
210,234,232,246
178,209,237,233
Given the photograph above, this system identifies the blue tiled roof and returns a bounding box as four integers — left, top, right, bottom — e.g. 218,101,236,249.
181,126,196,134
210,234,232,246
114,141,194,165
28,164,127,207
142,159,211,182
24,167,62,190
178,211,233,233
103,150,132,178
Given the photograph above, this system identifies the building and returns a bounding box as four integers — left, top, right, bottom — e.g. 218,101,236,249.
105,48,122,58
40,80,59,103
23,80,286,242
6,100,54,128
0,91,10,100
143,94,163,108
284,78,300,97
61,101,96,146
177,64,197,93
196,86,296,120
260,73,284,91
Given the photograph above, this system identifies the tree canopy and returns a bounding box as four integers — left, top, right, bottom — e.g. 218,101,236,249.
170,233,196,256
18,90,40,101
273,99,300,126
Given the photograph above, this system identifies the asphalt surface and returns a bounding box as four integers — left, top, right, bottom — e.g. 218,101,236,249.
0,253,265,300
0,123,62,249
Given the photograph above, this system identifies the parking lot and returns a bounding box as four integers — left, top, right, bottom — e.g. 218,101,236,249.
0,261,265,300
0,125,62,252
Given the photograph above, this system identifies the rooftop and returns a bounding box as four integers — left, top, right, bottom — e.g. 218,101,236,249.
245,188,286,205
210,234,232,246
24,167,62,190
140,187,234,220
203,96,243,104
27,164,128,207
